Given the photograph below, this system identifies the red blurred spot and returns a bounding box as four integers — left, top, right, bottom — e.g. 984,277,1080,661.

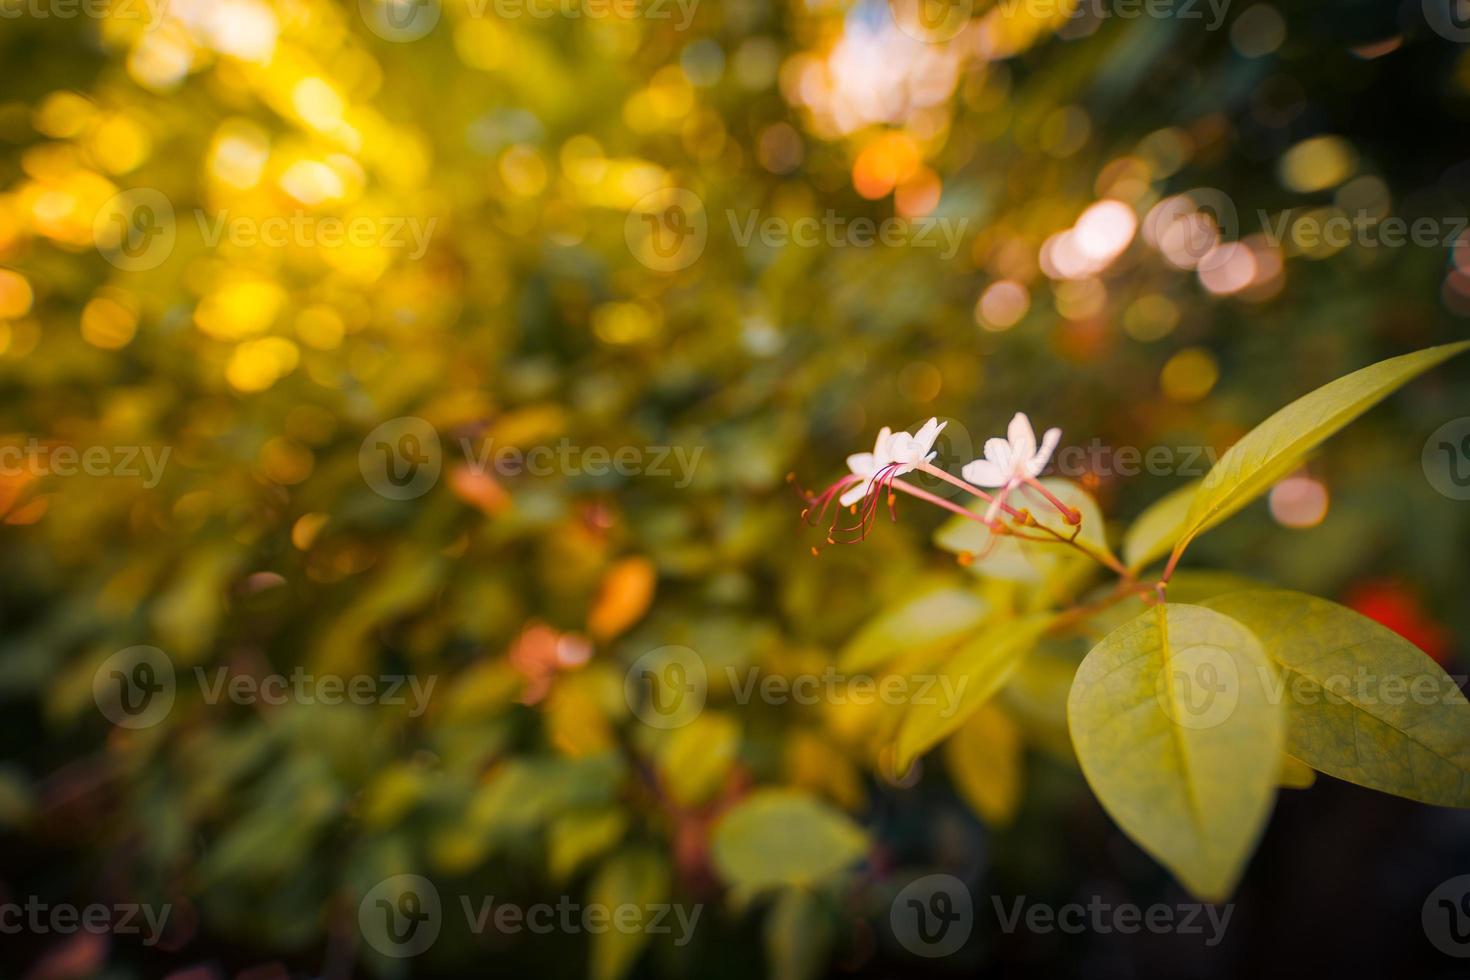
27,932,107,980
1343,579,1452,665
508,620,590,705
161,967,222,980
449,464,510,515
235,964,291,980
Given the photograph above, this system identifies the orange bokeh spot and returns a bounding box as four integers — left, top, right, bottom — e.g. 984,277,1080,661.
852,133,922,200
895,167,942,217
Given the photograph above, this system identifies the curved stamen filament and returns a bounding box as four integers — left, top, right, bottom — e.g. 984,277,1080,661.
792,472,863,533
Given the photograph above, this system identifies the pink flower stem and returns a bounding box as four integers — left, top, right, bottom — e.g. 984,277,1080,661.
890,478,1002,529
913,462,1029,522
1160,538,1188,585
911,462,1131,579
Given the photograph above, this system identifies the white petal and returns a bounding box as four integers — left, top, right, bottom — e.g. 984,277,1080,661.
873,426,894,460
962,458,1007,487
886,432,919,464
913,418,947,455
1007,412,1036,461
983,437,1013,471
1026,427,1062,477
839,480,870,507
846,452,877,478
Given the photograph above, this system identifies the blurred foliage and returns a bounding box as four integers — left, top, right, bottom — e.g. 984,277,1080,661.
0,0,1468,977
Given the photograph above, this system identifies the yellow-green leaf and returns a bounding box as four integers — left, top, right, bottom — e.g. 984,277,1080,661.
1200,590,1470,807
588,847,670,980
764,889,831,980
1081,570,1263,643
893,614,1052,773
1175,342,1470,559
711,789,868,894
839,587,989,673
659,711,741,808
548,808,627,882
944,701,1023,827
999,641,1081,763
1278,755,1316,790
1067,604,1285,900
1122,480,1201,572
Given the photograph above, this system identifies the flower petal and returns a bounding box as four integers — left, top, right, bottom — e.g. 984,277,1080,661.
873,426,894,460
1026,427,1062,477
887,432,919,464
913,418,947,456
1007,412,1036,461
984,437,1013,471
846,452,877,478
839,480,871,507
962,458,1007,487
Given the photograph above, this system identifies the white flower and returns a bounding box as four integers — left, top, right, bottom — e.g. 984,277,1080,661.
840,427,892,507
840,418,947,507
961,412,1061,489
887,417,947,471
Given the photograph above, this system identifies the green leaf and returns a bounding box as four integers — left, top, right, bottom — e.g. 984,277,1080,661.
893,614,1053,773
658,711,741,808
1122,480,1200,572
711,790,868,894
1081,571,1264,642
764,889,832,980
944,701,1023,827
839,587,989,673
1200,590,1470,807
466,754,625,841
1067,604,1285,900
1278,755,1316,790
547,808,627,882
998,640,1083,763
588,847,671,980
1174,342,1470,559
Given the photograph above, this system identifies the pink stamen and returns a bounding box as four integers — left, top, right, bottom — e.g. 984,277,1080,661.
984,482,1013,525
820,461,914,544
844,462,904,540
794,472,863,534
